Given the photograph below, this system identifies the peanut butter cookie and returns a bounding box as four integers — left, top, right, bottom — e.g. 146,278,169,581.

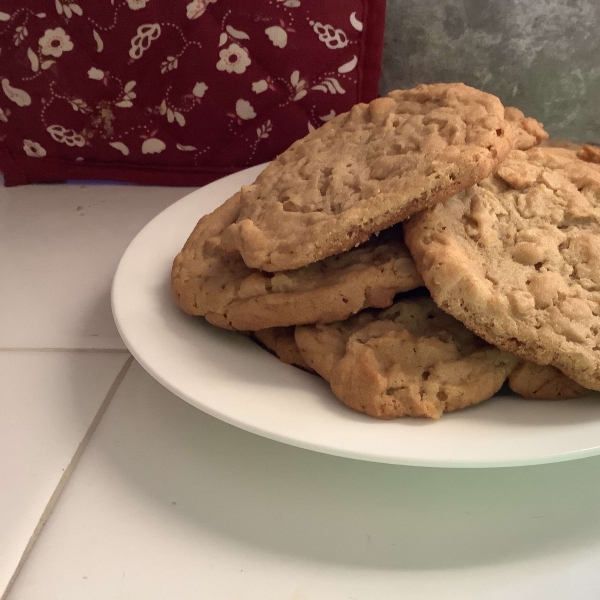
509,361,588,400
172,195,422,330
505,106,548,150
404,146,600,391
229,83,513,272
253,327,313,372
295,297,517,419
541,139,600,171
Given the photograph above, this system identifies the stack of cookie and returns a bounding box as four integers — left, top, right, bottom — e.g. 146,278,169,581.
172,83,600,419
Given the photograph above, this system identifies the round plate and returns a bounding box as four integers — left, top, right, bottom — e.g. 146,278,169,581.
112,164,600,468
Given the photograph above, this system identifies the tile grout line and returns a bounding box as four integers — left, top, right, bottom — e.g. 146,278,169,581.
0,348,130,353
1,355,135,600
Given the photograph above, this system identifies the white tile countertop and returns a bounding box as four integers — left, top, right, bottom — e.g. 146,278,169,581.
3,181,600,600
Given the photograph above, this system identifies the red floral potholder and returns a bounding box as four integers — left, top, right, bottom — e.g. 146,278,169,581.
0,0,386,186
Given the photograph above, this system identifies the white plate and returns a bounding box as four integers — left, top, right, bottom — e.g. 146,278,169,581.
112,164,600,468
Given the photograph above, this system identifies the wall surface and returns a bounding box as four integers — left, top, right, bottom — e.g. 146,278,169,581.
381,0,600,142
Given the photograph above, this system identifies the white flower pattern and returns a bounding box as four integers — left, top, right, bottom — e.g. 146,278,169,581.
290,71,307,100
115,81,137,108
235,99,256,120
312,22,348,49
142,138,166,154
38,28,73,58
55,1,82,19
13,25,27,46
23,139,46,158
252,80,268,94
160,55,178,74
110,141,130,155
88,67,104,80
129,24,161,60
127,0,149,10
159,100,185,126
0,2,364,175
186,0,217,19
47,124,85,147
193,82,208,98
312,76,345,94
256,120,272,139
216,43,250,74
265,26,287,48
2,79,31,107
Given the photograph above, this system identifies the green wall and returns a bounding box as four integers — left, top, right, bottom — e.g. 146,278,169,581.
381,0,600,143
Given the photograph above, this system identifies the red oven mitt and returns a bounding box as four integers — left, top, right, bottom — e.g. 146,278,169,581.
0,0,385,186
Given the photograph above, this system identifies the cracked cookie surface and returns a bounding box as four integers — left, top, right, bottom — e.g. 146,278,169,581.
229,83,513,272
404,146,600,391
295,297,517,419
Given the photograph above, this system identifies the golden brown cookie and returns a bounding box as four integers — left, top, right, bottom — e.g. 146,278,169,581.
229,83,513,272
295,297,518,419
541,139,587,151
404,146,600,391
253,327,313,372
505,106,548,150
578,144,600,164
509,361,588,400
540,140,600,171
172,195,423,331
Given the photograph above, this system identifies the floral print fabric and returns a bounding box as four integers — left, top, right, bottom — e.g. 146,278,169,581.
0,0,385,186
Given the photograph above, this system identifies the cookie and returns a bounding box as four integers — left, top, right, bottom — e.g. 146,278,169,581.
229,83,513,272
404,146,600,391
295,297,518,419
540,139,600,171
505,106,548,150
253,327,313,372
541,139,587,151
509,361,588,400
172,194,423,331
578,144,600,165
